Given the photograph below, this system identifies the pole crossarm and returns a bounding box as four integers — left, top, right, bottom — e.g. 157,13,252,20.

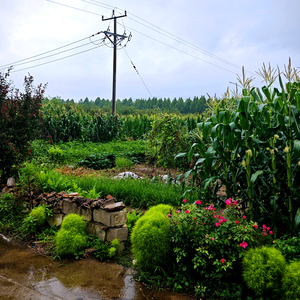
102,10,127,21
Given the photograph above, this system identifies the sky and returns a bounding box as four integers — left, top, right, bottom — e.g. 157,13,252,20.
0,0,299,102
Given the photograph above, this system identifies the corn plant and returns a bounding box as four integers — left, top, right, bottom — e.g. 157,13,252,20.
179,62,300,237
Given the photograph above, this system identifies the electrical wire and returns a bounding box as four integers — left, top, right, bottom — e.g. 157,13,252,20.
0,36,91,68
123,47,153,98
84,0,257,75
46,0,103,17
11,44,106,73
7,38,104,68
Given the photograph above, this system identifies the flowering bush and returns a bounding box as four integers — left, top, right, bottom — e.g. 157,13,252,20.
0,69,47,180
168,198,273,295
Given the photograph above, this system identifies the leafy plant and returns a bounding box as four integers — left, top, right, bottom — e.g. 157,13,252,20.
242,246,286,297
126,209,142,235
282,260,300,300
0,193,21,226
77,153,116,170
48,146,65,163
115,157,132,169
54,214,88,256
273,235,300,262
131,204,173,272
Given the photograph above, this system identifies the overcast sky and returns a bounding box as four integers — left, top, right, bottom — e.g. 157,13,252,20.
0,0,299,102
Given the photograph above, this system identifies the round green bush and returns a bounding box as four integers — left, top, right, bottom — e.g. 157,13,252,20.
282,261,300,300
55,229,88,256
242,246,286,296
144,204,173,217
29,206,46,226
60,213,86,234
131,208,172,272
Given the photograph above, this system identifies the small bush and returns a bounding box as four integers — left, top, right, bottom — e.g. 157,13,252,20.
115,157,132,169
55,229,88,256
48,146,65,163
55,214,88,256
111,238,120,250
144,204,173,217
60,213,86,233
29,205,47,226
242,246,286,297
282,261,300,300
131,205,173,272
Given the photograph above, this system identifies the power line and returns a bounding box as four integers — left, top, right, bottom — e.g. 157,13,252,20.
6,38,104,68
11,44,106,73
46,0,103,17
85,0,257,75
123,47,153,98
0,36,90,68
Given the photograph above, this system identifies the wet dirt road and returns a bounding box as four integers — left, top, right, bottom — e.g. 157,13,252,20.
0,235,192,300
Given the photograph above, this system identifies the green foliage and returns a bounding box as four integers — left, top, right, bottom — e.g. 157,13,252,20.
273,235,300,262
180,68,300,237
29,205,47,226
0,70,46,181
147,114,190,168
55,229,88,256
77,153,116,170
36,226,58,243
168,198,272,294
111,238,120,249
22,215,38,234
55,214,88,256
60,213,86,234
144,204,173,217
108,247,117,258
131,205,173,272
126,209,142,235
242,246,286,297
282,261,300,300
115,157,132,169
0,193,21,227
48,146,65,164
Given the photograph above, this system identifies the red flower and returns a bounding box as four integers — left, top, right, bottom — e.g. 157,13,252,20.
194,217,196,220
4,107,7,110
167,214,171,218
195,200,201,205
235,220,239,224
269,231,273,235
185,210,189,214
243,215,246,219
183,199,187,203
221,258,225,263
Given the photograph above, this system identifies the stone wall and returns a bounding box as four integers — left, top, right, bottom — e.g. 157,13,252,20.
34,191,128,242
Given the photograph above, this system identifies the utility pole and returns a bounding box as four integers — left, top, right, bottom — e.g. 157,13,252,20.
102,10,128,115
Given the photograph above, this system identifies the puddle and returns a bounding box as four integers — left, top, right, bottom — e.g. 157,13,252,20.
0,236,193,300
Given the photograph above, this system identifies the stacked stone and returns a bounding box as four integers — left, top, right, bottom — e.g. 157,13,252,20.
34,191,128,242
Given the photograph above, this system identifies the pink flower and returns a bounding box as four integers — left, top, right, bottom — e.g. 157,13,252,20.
233,200,238,205
253,225,258,229
212,208,216,211
33,114,36,116
194,217,196,220
195,200,201,205
269,231,273,235
4,107,7,110
176,210,181,213
167,214,171,218
235,220,239,224
216,222,220,227
204,207,207,210
225,199,231,206
267,227,270,231
243,215,246,219
223,218,227,222
263,224,266,229
183,199,187,203
239,241,248,249
185,210,189,214
221,258,225,263
203,223,205,225
211,238,215,241
219,219,223,223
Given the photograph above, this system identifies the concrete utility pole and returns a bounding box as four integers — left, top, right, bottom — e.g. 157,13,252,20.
102,10,128,115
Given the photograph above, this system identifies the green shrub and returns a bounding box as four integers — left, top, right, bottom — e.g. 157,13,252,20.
60,213,86,233
242,246,286,297
273,235,300,262
111,238,120,250
168,198,273,295
282,261,300,300
0,193,18,223
55,229,88,256
55,214,88,256
131,205,173,272
115,157,132,169
29,205,47,226
48,146,65,163
144,204,173,217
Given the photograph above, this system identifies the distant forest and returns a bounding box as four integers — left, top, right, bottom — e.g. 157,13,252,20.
53,96,207,115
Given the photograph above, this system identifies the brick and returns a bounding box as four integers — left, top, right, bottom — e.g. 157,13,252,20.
106,227,128,242
62,199,81,215
81,207,92,222
86,222,106,241
110,210,127,227
93,209,111,226
47,214,64,227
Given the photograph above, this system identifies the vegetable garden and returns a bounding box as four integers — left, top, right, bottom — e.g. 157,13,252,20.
1,60,300,299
